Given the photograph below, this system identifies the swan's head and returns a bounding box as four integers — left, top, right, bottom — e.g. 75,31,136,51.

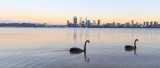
135,39,138,42
86,40,90,43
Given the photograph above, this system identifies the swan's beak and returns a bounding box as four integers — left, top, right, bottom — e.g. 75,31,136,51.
88,41,90,43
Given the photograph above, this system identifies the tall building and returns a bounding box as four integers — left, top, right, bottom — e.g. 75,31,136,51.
150,21,153,27
79,17,82,24
125,22,130,27
116,23,121,27
67,20,70,26
85,17,88,25
98,20,101,26
87,20,91,27
144,22,146,25
131,20,134,27
82,21,85,27
143,22,146,27
73,16,77,27
136,22,139,27
93,20,96,26
146,21,149,27
154,21,158,27
82,21,85,24
93,20,96,24
113,22,115,26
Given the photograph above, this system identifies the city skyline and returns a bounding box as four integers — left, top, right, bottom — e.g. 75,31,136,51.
0,0,160,24
67,16,159,28
68,16,159,24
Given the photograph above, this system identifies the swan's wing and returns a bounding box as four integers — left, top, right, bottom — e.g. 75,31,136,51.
125,45,132,46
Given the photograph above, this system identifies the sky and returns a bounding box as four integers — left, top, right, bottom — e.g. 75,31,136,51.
0,0,160,24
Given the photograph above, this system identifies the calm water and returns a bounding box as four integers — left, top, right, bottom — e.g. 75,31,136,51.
0,28,160,68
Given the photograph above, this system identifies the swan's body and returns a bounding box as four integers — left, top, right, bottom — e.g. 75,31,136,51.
70,40,90,53
125,39,138,49
125,45,135,49
70,47,84,54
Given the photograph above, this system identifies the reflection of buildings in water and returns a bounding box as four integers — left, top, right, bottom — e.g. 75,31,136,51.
144,32,156,42
79,29,83,40
85,29,90,40
73,29,77,41
84,28,91,40
125,48,137,55
97,30,101,40
66,30,71,39
70,51,90,63
131,33,134,40
112,33,115,39
130,30,158,42
93,30,96,40
73,29,91,42
131,30,137,40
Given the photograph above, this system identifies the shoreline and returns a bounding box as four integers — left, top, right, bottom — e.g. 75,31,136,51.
0,27,160,29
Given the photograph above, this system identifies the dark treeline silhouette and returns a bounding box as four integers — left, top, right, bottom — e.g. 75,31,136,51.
0,23,43,27
0,23,65,27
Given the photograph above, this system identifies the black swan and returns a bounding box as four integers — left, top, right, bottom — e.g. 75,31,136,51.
125,39,138,49
70,40,90,53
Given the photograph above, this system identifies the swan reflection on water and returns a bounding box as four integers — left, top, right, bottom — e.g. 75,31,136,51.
70,51,90,63
125,48,137,55
69,40,90,62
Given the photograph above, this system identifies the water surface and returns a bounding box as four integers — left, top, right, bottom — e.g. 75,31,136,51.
0,28,160,68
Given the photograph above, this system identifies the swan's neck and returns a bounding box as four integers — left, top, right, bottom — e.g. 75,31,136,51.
84,42,87,51
134,40,137,48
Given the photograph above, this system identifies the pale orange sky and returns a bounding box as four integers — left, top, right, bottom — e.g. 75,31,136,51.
0,0,160,24
0,11,159,24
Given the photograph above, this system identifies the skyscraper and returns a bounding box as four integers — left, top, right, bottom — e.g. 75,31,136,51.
85,17,88,26
144,22,145,25
98,20,101,26
113,22,115,26
136,22,138,25
67,20,70,26
146,21,149,27
79,17,82,24
82,21,85,27
144,22,146,27
150,21,153,27
154,21,158,27
73,16,77,27
93,20,96,24
93,20,96,26
131,20,134,27
87,20,90,27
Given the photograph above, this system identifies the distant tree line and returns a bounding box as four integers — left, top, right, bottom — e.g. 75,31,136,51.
0,23,51,27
